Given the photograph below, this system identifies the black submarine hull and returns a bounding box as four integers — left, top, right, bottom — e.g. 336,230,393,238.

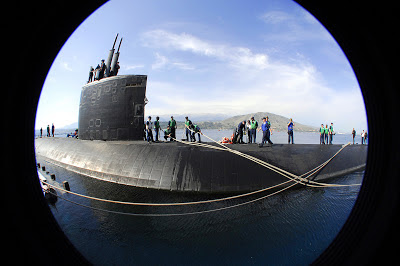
35,137,367,193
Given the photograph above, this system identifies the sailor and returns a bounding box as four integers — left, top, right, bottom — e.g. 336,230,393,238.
361,130,365,144
352,128,356,144
329,122,334,144
320,124,325,144
325,124,329,144
164,125,172,141
191,124,202,142
145,116,154,143
184,116,193,141
40,127,43,138
154,116,161,142
258,117,273,147
364,131,368,144
266,116,272,144
237,121,246,144
94,64,100,81
250,117,258,143
114,62,120,76
246,120,251,143
287,118,294,144
99,59,106,80
51,123,55,137
88,66,94,83
168,116,177,140
47,125,50,137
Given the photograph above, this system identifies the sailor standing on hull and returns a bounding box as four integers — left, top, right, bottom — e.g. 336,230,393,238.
184,116,193,141
329,123,334,144
320,124,325,144
168,116,177,141
258,117,273,147
246,120,251,143
287,118,294,144
145,116,154,143
324,124,329,144
237,121,246,144
154,116,160,142
249,117,258,143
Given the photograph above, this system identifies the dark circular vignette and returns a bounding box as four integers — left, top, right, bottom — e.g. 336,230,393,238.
8,1,399,264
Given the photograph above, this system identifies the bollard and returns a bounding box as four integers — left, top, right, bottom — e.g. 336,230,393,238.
46,171,50,175
50,174,56,180
42,166,46,171
63,181,70,191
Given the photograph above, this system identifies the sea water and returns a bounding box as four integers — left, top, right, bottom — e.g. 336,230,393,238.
35,130,366,265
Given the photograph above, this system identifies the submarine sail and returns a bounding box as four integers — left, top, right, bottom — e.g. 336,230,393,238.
78,35,147,140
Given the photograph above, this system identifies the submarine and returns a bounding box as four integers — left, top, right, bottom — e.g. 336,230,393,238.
35,35,368,193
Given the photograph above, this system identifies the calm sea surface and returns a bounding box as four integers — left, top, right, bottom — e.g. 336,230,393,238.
36,130,366,265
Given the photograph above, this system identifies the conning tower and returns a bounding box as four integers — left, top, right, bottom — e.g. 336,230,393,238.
78,35,147,141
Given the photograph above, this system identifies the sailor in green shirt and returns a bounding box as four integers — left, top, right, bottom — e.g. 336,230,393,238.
191,124,202,142
154,116,161,142
320,124,325,144
184,116,193,141
324,124,329,144
249,117,258,143
164,125,172,141
329,122,334,144
168,116,177,140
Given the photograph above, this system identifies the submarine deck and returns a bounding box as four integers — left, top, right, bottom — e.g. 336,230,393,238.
35,137,367,193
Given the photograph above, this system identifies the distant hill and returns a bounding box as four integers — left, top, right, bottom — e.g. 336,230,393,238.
215,112,318,132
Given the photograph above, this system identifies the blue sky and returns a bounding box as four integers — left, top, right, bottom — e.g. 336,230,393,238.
36,0,367,132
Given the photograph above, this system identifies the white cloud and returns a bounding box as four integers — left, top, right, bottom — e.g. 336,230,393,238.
151,52,195,71
142,29,268,70
61,62,73,71
152,53,168,69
